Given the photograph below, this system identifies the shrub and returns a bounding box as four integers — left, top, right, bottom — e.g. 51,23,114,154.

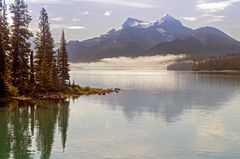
7,84,19,96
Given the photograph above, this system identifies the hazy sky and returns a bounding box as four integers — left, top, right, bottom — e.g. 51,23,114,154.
5,0,240,42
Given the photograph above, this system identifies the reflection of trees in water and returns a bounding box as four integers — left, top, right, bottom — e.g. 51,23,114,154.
36,102,59,159
0,102,11,159
10,103,33,159
100,74,240,122
0,100,70,159
58,101,70,151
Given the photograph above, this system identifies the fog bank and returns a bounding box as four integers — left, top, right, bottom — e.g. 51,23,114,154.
71,54,186,69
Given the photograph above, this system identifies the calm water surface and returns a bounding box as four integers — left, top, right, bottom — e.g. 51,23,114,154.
1,70,240,159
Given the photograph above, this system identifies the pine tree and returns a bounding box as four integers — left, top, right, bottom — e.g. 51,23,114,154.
57,30,70,85
0,0,10,52
9,0,32,91
0,1,4,77
0,0,11,86
51,55,59,86
35,8,56,88
0,39,7,97
0,0,8,97
30,51,34,84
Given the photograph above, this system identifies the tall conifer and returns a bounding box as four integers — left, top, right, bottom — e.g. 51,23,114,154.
0,0,10,52
57,30,70,85
9,0,32,91
35,8,56,88
0,40,7,97
0,0,8,96
0,0,11,85
30,51,34,84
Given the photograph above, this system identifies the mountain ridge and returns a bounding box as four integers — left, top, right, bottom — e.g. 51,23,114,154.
67,14,240,63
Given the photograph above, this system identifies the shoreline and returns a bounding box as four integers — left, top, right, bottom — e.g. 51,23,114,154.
192,70,240,76
168,70,240,74
0,86,121,103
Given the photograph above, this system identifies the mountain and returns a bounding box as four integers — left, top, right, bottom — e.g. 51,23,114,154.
145,29,240,57
67,14,240,63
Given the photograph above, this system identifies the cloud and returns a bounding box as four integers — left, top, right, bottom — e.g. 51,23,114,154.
6,0,63,4
197,0,240,13
203,14,226,22
51,17,64,21
67,26,86,30
71,18,81,22
181,14,225,23
104,11,112,16
51,24,64,29
181,16,198,22
79,11,89,15
9,0,156,8
92,0,156,8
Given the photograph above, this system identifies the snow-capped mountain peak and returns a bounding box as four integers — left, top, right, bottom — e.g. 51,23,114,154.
122,14,183,29
122,17,151,28
154,14,182,26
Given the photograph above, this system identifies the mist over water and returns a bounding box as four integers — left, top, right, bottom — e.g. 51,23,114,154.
70,54,186,69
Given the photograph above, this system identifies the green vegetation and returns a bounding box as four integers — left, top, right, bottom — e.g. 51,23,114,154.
10,0,33,91
22,86,121,101
167,60,193,71
167,53,240,71
35,7,57,88
0,0,120,101
193,53,240,71
57,30,70,85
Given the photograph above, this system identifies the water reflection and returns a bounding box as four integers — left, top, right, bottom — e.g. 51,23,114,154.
0,102,12,159
1,71,240,159
0,100,70,159
77,71,240,122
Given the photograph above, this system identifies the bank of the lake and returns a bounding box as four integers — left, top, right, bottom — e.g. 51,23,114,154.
0,85,121,103
192,70,240,75
168,70,240,76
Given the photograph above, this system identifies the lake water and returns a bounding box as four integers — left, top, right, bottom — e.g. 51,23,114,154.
1,70,240,159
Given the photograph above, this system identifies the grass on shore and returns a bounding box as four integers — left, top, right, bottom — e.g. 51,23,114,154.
11,85,121,101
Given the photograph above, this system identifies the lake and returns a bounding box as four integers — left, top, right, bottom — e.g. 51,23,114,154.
1,70,240,159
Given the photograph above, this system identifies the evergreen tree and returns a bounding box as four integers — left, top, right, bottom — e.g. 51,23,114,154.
56,49,61,79
0,41,6,78
51,54,58,86
0,0,10,51
30,51,34,84
0,1,8,97
9,0,32,91
35,8,56,88
57,30,70,85
0,39,7,97
0,0,11,91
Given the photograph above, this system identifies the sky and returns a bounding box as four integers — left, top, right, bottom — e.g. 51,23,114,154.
5,0,240,42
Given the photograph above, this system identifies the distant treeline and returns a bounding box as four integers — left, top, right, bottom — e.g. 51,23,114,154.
0,0,70,98
167,53,240,71
167,60,193,71
193,53,240,71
